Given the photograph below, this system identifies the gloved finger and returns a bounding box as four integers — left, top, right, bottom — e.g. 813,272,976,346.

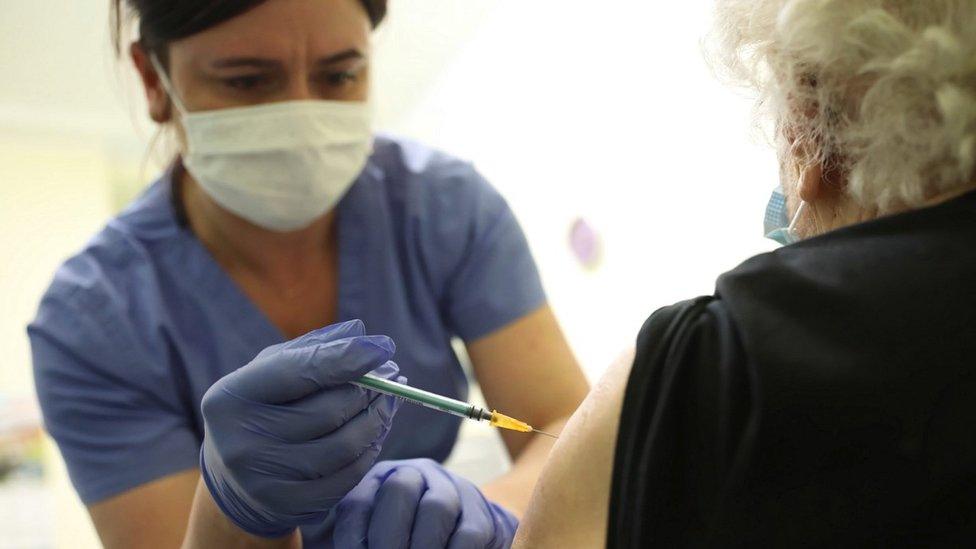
229,335,396,403
253,319,366,360
244,383,371,442
371,360,401,380
409,464,462,549
367,467,427,549
332,467,392,548
248,361,403,442
446,482,496,549
293,391,398,477
281,319,367,351
274,443,388,521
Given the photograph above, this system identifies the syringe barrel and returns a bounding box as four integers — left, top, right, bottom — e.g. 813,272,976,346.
352,373,491,422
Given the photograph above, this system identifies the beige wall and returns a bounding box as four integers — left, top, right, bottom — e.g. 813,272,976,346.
0,130,125,548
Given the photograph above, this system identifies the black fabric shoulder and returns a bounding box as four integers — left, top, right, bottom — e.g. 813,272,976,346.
608,190,976,546
608,296,759,548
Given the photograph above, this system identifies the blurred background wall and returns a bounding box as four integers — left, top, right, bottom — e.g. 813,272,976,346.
0,1,778,547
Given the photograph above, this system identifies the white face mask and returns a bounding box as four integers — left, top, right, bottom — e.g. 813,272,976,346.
151,55,373,232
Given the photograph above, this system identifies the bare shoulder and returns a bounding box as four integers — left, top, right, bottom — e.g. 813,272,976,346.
512,348,636,549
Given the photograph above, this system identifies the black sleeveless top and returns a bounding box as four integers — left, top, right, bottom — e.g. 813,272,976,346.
608,190,976,547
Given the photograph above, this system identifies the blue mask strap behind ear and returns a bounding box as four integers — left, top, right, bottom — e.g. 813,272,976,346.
764,186,789,235
764,186,806,245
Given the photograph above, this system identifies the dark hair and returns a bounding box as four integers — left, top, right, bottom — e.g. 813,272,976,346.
112,0,387,61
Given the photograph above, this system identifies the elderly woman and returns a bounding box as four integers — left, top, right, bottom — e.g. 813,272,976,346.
513,0,976,546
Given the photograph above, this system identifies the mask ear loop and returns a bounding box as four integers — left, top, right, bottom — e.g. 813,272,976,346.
149,54,188,115
786,201,807,242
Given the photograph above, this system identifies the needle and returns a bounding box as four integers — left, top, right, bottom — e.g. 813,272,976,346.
532,429,559,439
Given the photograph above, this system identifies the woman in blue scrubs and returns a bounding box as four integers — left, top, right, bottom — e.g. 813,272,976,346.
28,0,589,546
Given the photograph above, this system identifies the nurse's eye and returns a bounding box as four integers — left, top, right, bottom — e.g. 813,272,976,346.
323,71,358,87
222,74,272,91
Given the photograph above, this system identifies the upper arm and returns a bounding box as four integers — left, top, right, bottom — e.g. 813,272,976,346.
416,159,587,456
512,348,634,549
418,160,587,454
29,287,202,545
513,298,754,548
428,161,546,343
88,469,199,549
466,305,589,458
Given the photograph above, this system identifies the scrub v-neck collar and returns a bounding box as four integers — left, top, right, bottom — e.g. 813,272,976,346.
159,161,382,350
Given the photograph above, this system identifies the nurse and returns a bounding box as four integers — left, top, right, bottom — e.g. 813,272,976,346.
28,0,589,547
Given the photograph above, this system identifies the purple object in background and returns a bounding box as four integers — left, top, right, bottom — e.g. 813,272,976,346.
569,217,602,269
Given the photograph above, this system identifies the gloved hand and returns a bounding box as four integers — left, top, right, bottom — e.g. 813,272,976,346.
199,319,403,538
332,458,519,549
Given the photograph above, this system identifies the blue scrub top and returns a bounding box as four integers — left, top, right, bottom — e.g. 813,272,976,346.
28,136,545,541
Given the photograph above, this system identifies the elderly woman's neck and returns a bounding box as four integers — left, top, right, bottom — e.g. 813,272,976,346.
920,184,976,208
802,181,976,238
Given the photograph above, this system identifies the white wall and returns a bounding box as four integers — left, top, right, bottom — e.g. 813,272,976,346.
379,1,780,377
0,132,116,549
1,3,156,545
1,1,781,546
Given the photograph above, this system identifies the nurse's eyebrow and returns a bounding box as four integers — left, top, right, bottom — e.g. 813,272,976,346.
209,49,363,70
210,57,282,70
314,49,364,67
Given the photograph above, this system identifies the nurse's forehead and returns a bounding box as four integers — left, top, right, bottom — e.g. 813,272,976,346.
171,0,370,64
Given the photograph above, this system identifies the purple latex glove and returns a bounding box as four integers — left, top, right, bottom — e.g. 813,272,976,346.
332,458,519,549
199,320,403,538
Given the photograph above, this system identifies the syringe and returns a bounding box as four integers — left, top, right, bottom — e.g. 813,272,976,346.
351,373,558,438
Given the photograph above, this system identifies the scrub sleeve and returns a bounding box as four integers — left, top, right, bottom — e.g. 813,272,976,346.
30,280,201,504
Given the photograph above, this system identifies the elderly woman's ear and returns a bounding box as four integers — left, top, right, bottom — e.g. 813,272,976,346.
798,163,823,203
799,153,847,203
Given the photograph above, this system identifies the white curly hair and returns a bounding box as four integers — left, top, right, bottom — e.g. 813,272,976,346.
711,0,976,211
